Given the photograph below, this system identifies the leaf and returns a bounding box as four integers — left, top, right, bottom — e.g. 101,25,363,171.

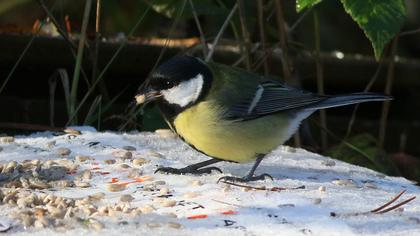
145,0,225,19
296,0,322,12
340,0,406,60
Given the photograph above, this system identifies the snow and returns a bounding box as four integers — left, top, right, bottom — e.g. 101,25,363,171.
0,127,419,236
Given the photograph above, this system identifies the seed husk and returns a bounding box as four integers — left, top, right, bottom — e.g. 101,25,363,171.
56,147,71,156
167,222,182,229
122,146,136,151
190,180,203,187
107,183,126,192
138,205,155,214
183,192,199,198
132,158,149,166
74,181,91,188
75,155,92,162
120,194,135,202
161,199,176,207
318,186,326,192
89,219,104,231
104,159,116,165
112,150,133,160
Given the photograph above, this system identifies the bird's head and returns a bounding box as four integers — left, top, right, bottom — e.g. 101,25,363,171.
135,56,213,111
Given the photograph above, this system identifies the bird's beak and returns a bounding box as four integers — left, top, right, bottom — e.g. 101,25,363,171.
135,88,162,105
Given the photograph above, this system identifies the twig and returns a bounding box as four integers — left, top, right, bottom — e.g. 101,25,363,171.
290,8,312,32
371,190,406,213
219,180,305,191
274,0,301,147
331,190,416,217
376,196,416,214
188,0,208,57
379,36,398,149
237,0,251,70
314,9,328,150
212,199,244,208
400,27,420,37
274,0,292,82
205,3,238,62
257,0,269,75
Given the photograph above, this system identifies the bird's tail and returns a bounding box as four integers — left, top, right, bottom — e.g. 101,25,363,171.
305,92,392,110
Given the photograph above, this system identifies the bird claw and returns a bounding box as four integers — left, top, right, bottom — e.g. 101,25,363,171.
218,173,273,183
155,166,222,175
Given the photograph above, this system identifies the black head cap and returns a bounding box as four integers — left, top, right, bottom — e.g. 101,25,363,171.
149,56,212,91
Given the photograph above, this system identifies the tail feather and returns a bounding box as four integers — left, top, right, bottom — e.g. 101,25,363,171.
305,92,393,110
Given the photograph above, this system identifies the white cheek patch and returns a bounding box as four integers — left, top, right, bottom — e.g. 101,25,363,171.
161,74,204,107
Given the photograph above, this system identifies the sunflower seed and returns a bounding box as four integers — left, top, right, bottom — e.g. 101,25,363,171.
0,136,14,143
64,128,81,135
155,129,177,139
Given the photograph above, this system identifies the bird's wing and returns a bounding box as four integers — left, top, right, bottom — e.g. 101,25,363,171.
223,80,327,120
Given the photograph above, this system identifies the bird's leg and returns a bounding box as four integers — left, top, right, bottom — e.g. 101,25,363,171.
218,154,273,183
155,158,223,175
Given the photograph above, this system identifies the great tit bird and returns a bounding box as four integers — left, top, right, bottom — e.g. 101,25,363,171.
135,56,392,182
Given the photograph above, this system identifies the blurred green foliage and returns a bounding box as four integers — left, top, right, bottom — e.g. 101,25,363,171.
297,0,406,59
326,133,400,176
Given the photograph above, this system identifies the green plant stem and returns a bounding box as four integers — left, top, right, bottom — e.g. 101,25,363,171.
92,0,101,89
314,9,328,150
379,37,398,149
66,1,155,126
69,0,93,125
37,0,91,88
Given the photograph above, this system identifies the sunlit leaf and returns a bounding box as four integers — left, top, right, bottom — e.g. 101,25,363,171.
296,0,322,12
340,0,406,60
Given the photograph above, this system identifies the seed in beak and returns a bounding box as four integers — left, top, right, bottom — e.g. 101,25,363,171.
135,94,146,105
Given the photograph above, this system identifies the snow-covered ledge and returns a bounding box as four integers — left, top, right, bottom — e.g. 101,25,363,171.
0,127,418,235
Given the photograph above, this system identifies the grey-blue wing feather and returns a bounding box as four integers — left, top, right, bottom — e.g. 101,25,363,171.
223,80,392,121
224,81,326,120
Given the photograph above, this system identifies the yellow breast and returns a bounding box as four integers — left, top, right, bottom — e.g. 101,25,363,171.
173,101,292,163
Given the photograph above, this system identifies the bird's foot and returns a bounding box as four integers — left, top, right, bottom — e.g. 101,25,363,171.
217,173,273,183
155,166,222,175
